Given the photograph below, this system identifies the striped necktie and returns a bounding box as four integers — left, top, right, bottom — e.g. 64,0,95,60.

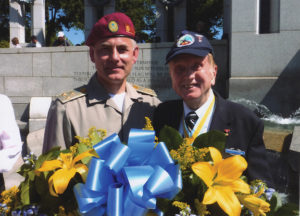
185,111,198,131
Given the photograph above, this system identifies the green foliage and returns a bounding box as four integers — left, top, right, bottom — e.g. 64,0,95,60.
0,40,9,48
272,202,299,216
158,125,183,150
8,128,106,214
269,192,299,216
1,0,224,45
45,0,84,46
193,130,226,151
158,129,227,215
116,0,157,42
0,0,9,42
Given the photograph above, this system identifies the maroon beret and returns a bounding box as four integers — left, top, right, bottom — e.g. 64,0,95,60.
86,12,136,46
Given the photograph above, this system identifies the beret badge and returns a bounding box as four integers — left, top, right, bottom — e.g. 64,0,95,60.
108,21,118,33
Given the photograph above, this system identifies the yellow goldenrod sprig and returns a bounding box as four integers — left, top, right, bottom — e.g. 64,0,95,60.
170,138,208,172
0,186,20,214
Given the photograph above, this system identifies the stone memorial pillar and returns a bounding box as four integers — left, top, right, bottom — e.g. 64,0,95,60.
223,0,231,39
84,0,115,40
173,1,186,38
31,0,45,45
9,0,26,47
155,2,168,42
155,0,186,42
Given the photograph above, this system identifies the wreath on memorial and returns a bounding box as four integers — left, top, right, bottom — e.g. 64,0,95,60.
0,118,298,216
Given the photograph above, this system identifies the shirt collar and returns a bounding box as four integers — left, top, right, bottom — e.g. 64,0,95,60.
183,88,214,118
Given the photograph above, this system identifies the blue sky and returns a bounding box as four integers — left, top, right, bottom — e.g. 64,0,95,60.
63,28,85,45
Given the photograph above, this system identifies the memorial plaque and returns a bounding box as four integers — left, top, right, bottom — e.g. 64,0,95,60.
73,71,94,82
129,59,177,100
129,60,171,88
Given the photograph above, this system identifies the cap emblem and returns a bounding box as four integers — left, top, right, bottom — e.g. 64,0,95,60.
177,34,195,47
108,21,118,33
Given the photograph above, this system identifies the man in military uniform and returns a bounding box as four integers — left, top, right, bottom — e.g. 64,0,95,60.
43,12,160,153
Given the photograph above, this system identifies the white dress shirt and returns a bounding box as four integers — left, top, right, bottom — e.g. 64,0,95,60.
179,89,216,137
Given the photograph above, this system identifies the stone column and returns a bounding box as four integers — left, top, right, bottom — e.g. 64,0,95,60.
84,0,115,40
155,1,186,42
155,2,168,42
9,0,26,47
103,0,115,15
223,0,231,39
31,0,46,45
173,1,186,38
84,0,98,39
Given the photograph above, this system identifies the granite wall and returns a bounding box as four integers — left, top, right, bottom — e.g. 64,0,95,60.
229,0,300,117
0,41,228,122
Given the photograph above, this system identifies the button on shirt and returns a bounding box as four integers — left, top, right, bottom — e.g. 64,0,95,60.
179,89,215,137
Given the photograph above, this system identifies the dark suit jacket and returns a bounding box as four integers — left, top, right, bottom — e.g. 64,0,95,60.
153,92,274,187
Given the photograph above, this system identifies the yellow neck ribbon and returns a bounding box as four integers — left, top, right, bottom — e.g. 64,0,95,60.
183,95,215,139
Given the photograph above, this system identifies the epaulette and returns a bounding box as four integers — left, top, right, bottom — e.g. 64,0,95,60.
57,86,87,104
132,84,157,97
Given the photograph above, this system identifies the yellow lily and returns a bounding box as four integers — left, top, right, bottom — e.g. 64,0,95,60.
192,147,250,216
237,187,270,216
36,149,98,197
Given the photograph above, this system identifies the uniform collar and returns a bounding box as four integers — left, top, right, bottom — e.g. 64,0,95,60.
86,73,110,104
125,82,143,101
86,73,143,110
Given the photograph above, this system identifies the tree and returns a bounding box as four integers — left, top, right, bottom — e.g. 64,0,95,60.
45,0,84,46
116,0,223,41
0,0,9,47
115,0,157,42
1,0,223,47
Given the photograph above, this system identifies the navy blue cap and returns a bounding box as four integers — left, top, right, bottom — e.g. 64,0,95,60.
165,30,214,64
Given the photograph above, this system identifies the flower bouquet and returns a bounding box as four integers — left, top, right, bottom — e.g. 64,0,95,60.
155,125,299,216
0,127,106,215
0,119,299,216
0,121,181,215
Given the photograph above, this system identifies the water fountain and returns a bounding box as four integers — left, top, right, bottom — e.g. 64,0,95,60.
232,98,299,204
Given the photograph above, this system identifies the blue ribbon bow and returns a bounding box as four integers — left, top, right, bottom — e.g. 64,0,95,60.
74,129,182,216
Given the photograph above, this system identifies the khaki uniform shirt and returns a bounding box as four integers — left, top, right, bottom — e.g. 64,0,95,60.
42,73,161,153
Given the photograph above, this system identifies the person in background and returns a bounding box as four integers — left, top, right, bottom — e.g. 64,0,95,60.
52,31,71,46
27,35,42,47
0,94,23,193
153,30,273,187
11,37,22,48
43,12,160,153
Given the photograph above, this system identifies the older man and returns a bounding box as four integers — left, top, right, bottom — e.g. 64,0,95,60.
43,12,160,153
153,30,273,186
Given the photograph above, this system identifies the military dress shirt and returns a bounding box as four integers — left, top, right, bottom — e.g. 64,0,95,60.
43,73,160,153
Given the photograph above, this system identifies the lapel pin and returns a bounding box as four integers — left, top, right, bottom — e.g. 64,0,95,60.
224,129,230,136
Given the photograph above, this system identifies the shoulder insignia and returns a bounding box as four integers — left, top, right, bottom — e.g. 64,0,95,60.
57,86,87,103
132,84,157,97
